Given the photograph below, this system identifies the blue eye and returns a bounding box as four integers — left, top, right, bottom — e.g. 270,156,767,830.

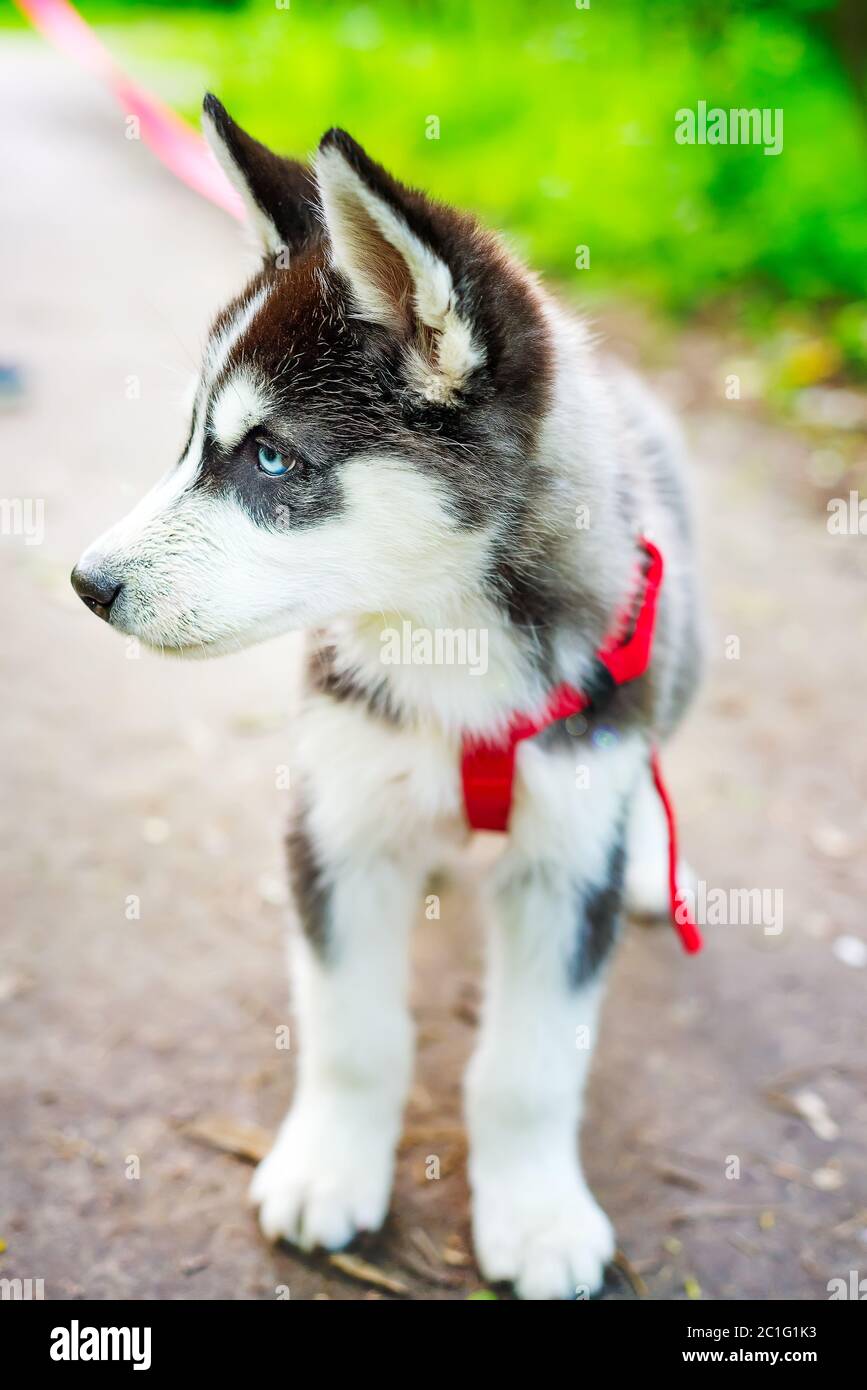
256,443,293,476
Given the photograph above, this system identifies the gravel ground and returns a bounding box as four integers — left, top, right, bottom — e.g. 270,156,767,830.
2,39,866,1301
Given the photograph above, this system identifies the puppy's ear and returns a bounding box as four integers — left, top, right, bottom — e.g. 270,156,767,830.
202,95,319,261
315,128,485,402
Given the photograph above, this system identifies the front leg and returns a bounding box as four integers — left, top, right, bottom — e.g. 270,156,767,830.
251,796,419,1251
466,734,643,1299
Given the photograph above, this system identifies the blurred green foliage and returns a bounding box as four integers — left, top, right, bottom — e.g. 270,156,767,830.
11,1,867,369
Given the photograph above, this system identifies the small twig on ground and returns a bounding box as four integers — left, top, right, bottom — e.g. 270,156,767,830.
180,1114,272,1163
828,1210,867,1240
662,1202,775,1226
328,1252,409,1297
611,1249,649,1298
652,1162,705,1192
390,1227,464,1288
727,1233,761,1257
395,1248,463,1288
408,1226,444,1267
764,1088,839,1141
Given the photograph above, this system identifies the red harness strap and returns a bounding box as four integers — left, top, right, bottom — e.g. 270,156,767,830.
460,537,702,955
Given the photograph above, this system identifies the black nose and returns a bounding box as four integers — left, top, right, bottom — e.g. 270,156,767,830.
71,565,122,622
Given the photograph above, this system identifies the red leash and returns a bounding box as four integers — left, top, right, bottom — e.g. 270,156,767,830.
651,750,702,953
460,538,702,954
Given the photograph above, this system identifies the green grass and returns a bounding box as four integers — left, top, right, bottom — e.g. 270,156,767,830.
10,1,867,370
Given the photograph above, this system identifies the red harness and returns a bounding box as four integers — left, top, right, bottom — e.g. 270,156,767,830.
460,538,703,955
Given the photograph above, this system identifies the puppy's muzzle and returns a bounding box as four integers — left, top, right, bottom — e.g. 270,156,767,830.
71,564,122,623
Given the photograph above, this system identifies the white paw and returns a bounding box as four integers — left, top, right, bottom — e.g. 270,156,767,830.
472,1168,615,1300
249,1101,396,1251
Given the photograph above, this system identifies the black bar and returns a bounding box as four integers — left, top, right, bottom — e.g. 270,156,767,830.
4,1297,862,1373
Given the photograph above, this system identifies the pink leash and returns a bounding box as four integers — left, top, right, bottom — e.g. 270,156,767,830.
13,0,243,219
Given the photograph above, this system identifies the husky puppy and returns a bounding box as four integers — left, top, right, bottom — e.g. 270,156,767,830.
72,97,701,1299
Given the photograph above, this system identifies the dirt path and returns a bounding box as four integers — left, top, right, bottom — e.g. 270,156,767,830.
2,38,865,1301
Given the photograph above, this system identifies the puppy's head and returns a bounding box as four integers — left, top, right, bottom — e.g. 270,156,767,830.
71,98,548,655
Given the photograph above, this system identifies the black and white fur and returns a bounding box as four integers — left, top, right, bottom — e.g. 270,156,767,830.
72,98,702,1300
